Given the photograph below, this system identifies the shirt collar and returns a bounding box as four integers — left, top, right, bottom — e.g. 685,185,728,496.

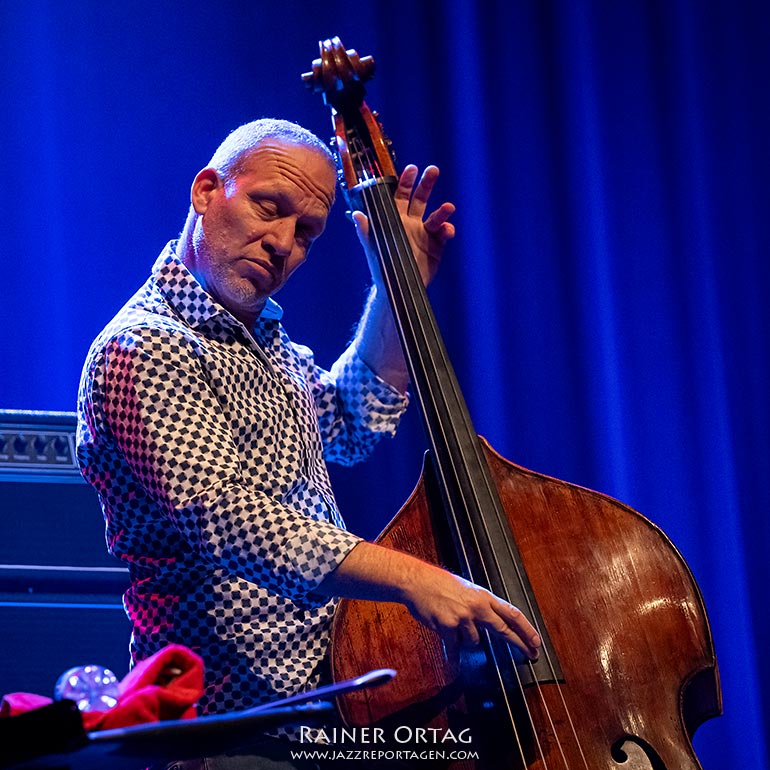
153,241,284,331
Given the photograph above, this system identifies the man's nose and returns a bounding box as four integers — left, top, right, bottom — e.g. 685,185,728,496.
263,218,295,257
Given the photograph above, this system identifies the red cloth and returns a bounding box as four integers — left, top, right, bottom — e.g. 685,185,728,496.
0,692,52,717
0,644,204,730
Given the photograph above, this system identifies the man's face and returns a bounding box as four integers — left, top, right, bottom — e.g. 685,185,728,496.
188,139,336,326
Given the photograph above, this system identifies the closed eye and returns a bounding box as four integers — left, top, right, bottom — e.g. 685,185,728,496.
250,196,279,218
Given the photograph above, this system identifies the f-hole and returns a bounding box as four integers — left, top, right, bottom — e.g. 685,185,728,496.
611,736,667,769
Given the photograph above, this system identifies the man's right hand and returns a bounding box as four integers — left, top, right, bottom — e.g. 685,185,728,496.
319,541,541,660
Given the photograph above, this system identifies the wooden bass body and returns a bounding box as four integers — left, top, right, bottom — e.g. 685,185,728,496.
332,442,721,768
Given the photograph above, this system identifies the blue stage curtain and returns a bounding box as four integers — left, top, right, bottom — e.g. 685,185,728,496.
2,1,767,767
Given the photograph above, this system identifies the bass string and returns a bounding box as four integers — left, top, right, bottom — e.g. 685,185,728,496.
360,181,535,768
369,186,592,768
358,178,558,768
358,174,587,767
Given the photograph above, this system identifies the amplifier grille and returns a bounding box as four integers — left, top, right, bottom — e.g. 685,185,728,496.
0,410,131,695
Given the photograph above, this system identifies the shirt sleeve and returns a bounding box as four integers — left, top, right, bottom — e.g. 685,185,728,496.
86,324,361,606
294,342,410,466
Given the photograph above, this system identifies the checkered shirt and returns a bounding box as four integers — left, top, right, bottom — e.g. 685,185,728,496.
76,242,408,714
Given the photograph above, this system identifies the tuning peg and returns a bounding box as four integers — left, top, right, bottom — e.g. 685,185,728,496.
302,37,375,93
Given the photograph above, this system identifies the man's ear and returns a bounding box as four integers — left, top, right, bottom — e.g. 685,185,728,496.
190,168,222,214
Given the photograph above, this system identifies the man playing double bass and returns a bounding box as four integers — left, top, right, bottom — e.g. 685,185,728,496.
77,118,541,769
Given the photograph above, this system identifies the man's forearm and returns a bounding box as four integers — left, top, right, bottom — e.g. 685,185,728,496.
316,540,542,657
354,286,410,393
317,540,421,603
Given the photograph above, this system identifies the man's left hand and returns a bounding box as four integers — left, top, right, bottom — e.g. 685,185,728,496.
352,164,456,287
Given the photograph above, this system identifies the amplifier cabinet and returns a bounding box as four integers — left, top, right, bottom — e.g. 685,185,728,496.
0,410,131,697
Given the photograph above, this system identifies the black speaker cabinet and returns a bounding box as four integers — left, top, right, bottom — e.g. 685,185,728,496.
0,410,131,699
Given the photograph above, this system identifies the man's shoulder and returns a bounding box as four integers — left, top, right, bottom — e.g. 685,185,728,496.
86,280,199,364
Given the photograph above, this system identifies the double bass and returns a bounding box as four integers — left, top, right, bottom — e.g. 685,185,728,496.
303,38,721,769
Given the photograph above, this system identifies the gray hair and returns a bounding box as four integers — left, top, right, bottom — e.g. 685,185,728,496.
207,118,334,180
